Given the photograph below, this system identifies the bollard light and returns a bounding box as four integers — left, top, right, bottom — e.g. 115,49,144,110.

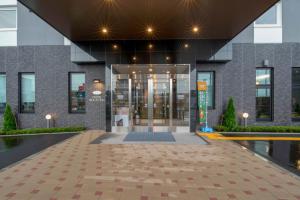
45,114,52,128
242,113,249,127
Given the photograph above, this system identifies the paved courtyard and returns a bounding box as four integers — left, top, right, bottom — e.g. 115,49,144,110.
0,131,300,200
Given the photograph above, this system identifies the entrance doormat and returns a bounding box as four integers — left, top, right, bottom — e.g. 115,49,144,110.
123,132,176,142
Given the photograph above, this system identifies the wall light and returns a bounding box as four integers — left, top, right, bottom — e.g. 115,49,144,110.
45,114,52,128
242,112,249,127
93,79,101,84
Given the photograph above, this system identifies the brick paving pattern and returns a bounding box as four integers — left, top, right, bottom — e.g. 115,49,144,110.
0,130,299,200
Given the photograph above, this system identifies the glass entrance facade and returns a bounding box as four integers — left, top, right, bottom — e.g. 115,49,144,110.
111,65,190,133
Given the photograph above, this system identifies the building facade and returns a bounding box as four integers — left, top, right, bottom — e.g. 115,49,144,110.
0,0,300,132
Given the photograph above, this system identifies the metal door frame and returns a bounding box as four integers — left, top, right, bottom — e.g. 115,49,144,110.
111,64,191,133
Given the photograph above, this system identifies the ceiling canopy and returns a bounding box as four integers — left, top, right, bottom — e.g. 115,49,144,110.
18,0,279,41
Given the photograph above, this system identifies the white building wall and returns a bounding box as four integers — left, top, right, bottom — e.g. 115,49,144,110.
254,1,283,44
0,0,17,46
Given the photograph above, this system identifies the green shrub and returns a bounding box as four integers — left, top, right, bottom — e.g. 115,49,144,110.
1,127,86,135
214,125,300,133
222,97,237,130
3,104,17,131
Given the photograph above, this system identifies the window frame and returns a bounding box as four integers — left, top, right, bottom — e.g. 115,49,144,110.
254,2,282,27
68,72,86,114
292,67,300,121
0,72,6,113
255,68,274,121
19,72,35,114
0,6,17,31
197,71,215,110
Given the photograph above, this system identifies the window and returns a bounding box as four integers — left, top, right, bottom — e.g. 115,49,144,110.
292,68,300,120
0,73,6,112
197,71,215,109
255,2,282,26
256,68,273,121
20,73,35,113
69,73,86,113
0,7,17,30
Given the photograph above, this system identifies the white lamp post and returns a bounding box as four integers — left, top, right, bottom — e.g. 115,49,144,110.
45,114,52,128
242,113,249,127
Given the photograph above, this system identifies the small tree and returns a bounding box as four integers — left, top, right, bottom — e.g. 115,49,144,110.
223,97,237,130
3,104,17,131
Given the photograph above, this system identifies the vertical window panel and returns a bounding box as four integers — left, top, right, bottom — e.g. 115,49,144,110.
292,68,300,120
0,8,17,29
69,73,86,113
20,73,35,113
0,73,6,112
256,68,273,121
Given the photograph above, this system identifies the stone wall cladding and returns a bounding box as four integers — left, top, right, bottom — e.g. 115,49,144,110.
197,43,300,127
0,46,105,129
0,43,300,130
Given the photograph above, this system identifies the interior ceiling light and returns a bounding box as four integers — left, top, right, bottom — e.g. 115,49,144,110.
184,43,189,48
148,44,153,49
147,27,153,34
192,26,199,33
113,44,118,49
102,27,108,34
166,56,170,60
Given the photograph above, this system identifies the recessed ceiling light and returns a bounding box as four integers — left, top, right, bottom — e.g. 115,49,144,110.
184,43,189,48
192,26,199,33
113,44,118,49
102,27,108,34
148,44,153,49
147,27,153,34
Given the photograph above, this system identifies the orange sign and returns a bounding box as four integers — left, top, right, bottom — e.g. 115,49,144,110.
197,81,207,91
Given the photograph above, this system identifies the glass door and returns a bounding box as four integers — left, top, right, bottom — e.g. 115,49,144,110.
152,74,171,127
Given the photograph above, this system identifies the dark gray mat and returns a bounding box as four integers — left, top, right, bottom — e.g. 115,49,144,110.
123,132,176,142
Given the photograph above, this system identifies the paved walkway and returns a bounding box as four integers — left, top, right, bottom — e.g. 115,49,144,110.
0,130,299,200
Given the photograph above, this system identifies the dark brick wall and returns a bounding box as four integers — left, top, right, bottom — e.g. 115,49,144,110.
0,43,299,131
0,46,105,129
197,43,300,128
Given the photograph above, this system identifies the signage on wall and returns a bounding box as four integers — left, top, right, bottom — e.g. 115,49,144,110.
89,90,104,102
197,81,207,125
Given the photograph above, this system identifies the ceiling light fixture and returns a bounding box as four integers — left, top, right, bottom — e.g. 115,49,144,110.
147,27,153,34
192,26,199,33
102,27,108,34
148,44,153,49
113,44,118,49
184,43,189,48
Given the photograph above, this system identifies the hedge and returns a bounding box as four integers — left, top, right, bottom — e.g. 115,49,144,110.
0,127,86,135
214,125,300,133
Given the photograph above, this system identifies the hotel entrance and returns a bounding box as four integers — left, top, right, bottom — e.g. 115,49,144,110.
111,65,190,133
